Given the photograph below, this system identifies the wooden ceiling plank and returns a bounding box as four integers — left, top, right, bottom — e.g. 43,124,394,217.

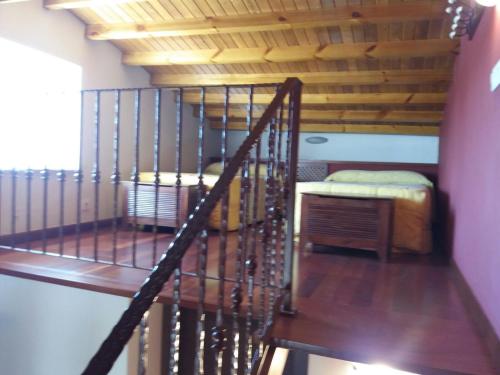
181,92,446,105
212,47,270,64
150,69,451,86
316,39,458,60
210,121,439,135
44,0,147,10
203,107,443,123
124,49,219,65
86,2,445,40
123,39,458,66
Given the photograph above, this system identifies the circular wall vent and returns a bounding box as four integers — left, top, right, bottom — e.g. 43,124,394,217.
305,136,328,144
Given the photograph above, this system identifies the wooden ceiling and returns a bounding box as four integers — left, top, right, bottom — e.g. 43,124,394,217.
44,0,457,136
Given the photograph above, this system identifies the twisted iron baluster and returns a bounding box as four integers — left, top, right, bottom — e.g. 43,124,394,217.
40,168,49,253
266,109,278,325
81,79,299,375
25,169,33,251
248,95,262,367
111,90,121,265
57,169,66,256
243,85,256,374
213,86,230,374
10,169,16,249
138,310,150,375
92,91,101,262
169,273,181,375
283,100,292,281
169,88,183,375
131,89,142,267
258,117,272,342
259,112,277,334
231,106,251,374
194,87,208,375
75,91,85,259
276,103,287,288
152,89,162,268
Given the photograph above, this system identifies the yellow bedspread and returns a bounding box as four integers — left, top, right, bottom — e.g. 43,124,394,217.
139,171,266,231
295,181,433,254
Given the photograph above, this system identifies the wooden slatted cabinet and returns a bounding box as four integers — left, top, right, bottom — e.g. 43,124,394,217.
122,182,198,229
299,192,394,261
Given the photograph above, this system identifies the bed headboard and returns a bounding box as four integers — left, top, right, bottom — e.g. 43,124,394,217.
297,160,439,187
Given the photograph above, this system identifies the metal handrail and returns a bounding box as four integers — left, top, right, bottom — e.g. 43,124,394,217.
82,77,302,374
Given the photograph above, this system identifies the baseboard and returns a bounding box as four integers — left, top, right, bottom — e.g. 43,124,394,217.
450,259,500,372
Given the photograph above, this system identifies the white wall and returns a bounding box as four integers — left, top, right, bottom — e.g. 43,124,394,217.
0,0,148,90
0,275,129,375
226,130,439,164
298,133,439,163
0,2,149,374
0,0,149,234
0,3,221,373
158,90,221,173
0,1,221,235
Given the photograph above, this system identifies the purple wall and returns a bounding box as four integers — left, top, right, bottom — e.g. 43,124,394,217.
439,7,500,337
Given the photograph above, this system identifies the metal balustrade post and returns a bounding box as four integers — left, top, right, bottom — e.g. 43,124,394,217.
111,90,121,265
40,168,49,253
57,169,66,255
244,85,258,374
131,89,142,268
152,88,162,268
92,91,102,262
194,87,208,375
10,169,17,249
25,169,33,251
168,88,183,375
138,310,150,375
282,80,302,315
75,91,85,259
81,79,298,375
276,103,286,289
213,85,231,374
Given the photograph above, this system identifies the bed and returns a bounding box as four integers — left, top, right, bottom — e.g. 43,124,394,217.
295,161,437,254
130,162,267,231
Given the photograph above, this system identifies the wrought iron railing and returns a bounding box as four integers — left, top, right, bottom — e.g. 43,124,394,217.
0,77,302,374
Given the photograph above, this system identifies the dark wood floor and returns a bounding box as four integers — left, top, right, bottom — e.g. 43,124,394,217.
272,246,499,375
0,229,498,374
0,227,271,312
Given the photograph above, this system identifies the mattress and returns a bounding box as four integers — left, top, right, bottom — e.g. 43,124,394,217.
138,171,266,231
295,181,433,253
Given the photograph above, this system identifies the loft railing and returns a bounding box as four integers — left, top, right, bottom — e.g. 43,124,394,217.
0,78,302,374
84,78,302,374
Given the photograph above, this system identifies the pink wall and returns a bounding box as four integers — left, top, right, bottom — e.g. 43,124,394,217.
439,7,500,337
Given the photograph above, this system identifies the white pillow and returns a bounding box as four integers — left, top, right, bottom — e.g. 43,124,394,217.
325,169,433,187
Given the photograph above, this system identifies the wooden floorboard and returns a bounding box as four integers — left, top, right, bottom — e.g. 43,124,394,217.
0,228,271,313
272,247,499,375
0,230,498,374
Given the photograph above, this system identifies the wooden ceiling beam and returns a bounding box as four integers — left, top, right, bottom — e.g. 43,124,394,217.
210,121,439,136
182,92,447,105
124,39,458,66
86,2,444,40
44,0,146,10
151,70,451,86
202,108,443,123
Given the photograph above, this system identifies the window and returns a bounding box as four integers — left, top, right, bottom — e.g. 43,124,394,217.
0,37,82,170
